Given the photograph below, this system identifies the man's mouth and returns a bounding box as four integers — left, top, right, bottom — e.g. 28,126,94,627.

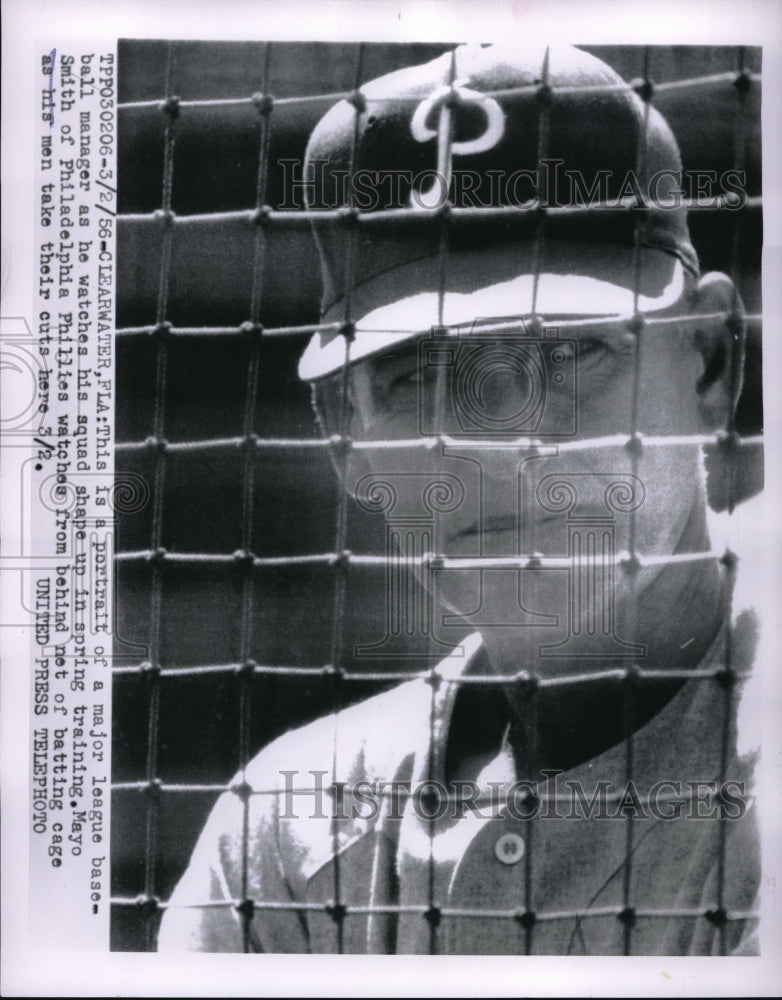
453,514,522,540
445,509,601,553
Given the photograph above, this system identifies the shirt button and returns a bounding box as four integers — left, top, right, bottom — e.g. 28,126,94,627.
494,832,525,865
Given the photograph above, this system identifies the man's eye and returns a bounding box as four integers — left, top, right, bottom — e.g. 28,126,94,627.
386,367,430,395
548,339,607,362
391,369,423,387
575,338,611,367
578,338,604,357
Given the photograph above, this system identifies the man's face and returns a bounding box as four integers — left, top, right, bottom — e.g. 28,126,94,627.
343,302,712,674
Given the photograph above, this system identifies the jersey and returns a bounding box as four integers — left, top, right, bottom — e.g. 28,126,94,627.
157,604,760,955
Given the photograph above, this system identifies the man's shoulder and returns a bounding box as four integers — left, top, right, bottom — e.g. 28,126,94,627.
245,633,482,789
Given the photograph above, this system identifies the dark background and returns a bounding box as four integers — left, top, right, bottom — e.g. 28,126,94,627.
113,40,763,950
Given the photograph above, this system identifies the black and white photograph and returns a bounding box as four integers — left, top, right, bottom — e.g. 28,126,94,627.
114,35,766,955
3,0,782,995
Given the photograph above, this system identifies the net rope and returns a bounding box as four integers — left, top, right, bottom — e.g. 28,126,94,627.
113,43,761,952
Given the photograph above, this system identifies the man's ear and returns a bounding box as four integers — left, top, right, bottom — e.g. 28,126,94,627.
691,271,745,429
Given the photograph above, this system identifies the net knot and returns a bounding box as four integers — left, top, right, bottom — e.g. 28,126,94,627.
230,780,254,802
339,320,356,343
240,321,264,340
715,666,737,691
514,670,539,696
325,901,347,924
337,205,360,227
252,92,275,115
425,669,442,692
720,548,738,572
721,191,744,210
144,778,163,801
624,433,644,460
619,551,641,576
236,659,257,678
144,435,168,454
151,321,173,342
516,909,537,930
705,906,728,927
235,898,255,921
160,95,180,119
536,82,554,107
623,663,644,688
347,89,367,113
153,208,176,228
332,549,352,569
631,77,655,102
233,548,256,568
725,311,745,339
134,894,161,917
626,313,645,336
252,205,272,228
328,434,352,457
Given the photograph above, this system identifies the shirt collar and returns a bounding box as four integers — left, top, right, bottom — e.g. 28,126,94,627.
433,615,751,796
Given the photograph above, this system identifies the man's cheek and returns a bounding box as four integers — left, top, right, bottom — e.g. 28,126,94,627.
432,565,648,670
636,353,703,436
628,449,703,552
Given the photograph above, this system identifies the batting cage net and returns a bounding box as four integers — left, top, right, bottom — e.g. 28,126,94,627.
112,41,763,953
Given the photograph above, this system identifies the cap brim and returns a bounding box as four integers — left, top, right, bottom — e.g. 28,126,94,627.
299,242,688,381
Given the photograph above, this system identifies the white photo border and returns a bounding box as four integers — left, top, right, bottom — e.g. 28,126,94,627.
2,0,781,996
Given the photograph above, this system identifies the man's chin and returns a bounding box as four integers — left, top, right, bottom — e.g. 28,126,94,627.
434,573,654,677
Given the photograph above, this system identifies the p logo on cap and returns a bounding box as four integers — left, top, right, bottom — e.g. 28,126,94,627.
410,82,506,209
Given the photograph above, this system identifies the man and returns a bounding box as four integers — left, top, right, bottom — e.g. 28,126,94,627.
158,43,760,955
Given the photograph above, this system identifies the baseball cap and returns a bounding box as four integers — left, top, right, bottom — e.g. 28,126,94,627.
299,43,699,381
